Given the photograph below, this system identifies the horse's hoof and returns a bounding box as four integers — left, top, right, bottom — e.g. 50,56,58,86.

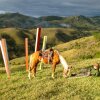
52,76,55,79
32,75,36,78
38,68,42,70
63,75,67,78
28,73,31,79
51,73,55,79
28,76,31,80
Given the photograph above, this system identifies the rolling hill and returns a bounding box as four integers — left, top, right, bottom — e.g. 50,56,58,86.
0,27,91,60
55,36,100,62
0,12,99,60
1,35,99,100
9,35,100,65
0,13,38,28
0,13,100,30
1,13,100,100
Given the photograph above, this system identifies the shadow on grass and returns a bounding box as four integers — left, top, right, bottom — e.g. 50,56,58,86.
11,65,26,73
0,64,26,75
67,66,100,79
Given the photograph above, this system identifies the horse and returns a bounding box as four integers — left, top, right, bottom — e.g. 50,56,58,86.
28,49,70,79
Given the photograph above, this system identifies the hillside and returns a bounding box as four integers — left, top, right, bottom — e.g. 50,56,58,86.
0,27,91,60
0,28,34,44
1,35,100,100
0,28,35,59
55,36,100,62
0,13,38,28
0,13,100,30
10,35,100,65
0,13,99,60
9,35,100,77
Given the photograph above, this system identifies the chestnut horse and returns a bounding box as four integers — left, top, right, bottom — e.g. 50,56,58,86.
28,49,70,79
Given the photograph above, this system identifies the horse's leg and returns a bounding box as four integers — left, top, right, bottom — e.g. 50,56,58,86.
28,60,34,79
31,62,38,77
51,63,56,79
39,58,43,70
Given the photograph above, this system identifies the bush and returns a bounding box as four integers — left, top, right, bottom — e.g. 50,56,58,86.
17,30,29,39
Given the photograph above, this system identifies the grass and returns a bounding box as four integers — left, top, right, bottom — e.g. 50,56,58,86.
1,57,100,100
1,35,100,100
55,36,100,61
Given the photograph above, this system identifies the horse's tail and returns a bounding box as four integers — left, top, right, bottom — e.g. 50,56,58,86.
56,50,70,77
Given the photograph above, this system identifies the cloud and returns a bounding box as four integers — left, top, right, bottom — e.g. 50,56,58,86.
0,10,6,14
0,0,99,17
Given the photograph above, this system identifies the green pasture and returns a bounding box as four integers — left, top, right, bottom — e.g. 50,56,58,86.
0,57,100,100
0,34,100,100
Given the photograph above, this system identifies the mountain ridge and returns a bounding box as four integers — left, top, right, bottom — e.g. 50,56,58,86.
0,12,100,29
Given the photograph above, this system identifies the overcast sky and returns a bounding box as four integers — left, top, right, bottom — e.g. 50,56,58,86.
0,0,100,17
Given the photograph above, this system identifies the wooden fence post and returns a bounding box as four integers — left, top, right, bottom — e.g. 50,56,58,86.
42,36,47,51
39,36,47,70
25,38,28,71
0,39,10,78
35,28,41,52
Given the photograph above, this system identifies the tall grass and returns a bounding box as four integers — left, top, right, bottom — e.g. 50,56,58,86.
55,36,100,62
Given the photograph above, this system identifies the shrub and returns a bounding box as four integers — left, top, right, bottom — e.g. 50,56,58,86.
17,30,29,39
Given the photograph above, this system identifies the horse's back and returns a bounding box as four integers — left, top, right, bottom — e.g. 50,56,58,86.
30,50,60,64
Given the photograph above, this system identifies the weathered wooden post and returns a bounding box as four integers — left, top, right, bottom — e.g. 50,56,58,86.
25,38,28,71
42,36,47,51
39,36,47,70
35,27,41,52
0,39,10,78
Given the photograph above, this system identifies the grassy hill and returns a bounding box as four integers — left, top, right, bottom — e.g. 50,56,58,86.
55,36,100,62
1,35,100,100
0,28,34,44
0,13,37,28
0,13,100,30
0,13,100,100
1,64,100,100
9,35,100,65
0,27,91,60
0,28,35,59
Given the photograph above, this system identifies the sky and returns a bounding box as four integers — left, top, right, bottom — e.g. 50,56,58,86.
0,0,100,17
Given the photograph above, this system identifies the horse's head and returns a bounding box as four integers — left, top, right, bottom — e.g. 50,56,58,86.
63,66,72,77
58,53,71,78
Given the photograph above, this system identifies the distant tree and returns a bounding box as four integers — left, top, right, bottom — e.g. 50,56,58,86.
56,29,71,42
17,30,29,39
